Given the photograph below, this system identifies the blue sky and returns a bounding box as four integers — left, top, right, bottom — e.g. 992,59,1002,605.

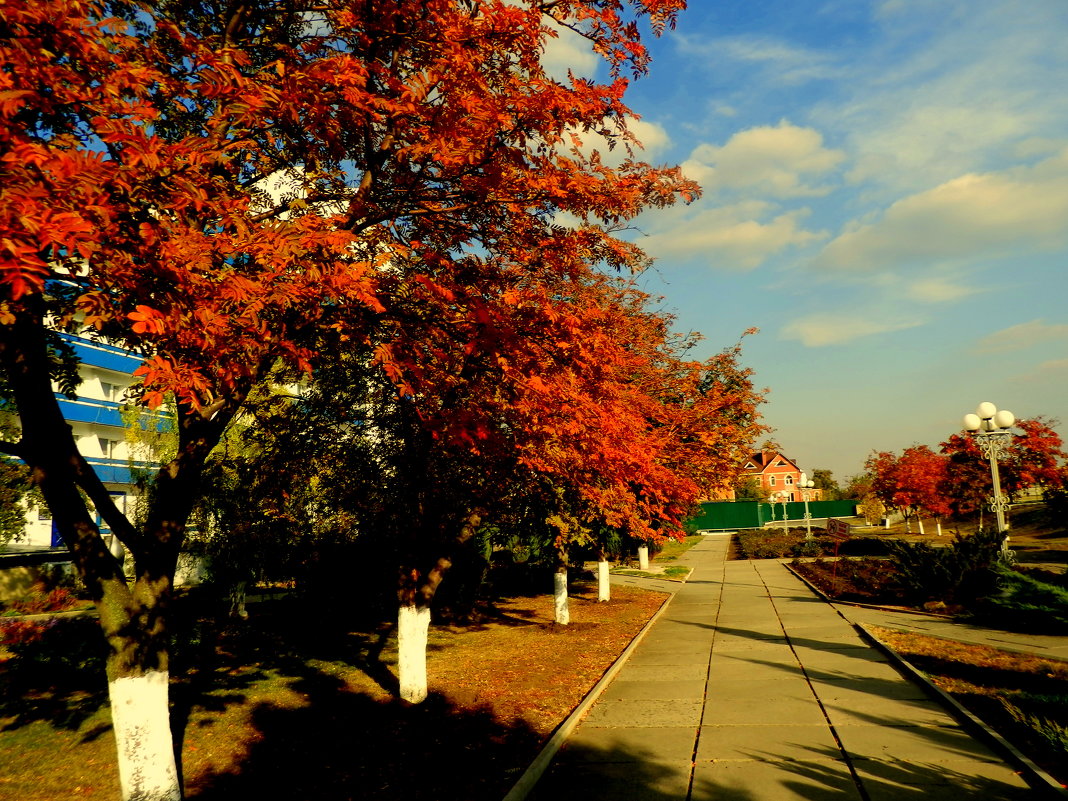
547,0,1068,483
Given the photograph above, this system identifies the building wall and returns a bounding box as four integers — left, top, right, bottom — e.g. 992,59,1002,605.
19,336,149,549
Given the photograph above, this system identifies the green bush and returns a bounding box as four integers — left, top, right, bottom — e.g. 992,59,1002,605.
1001,693,1068,763
885,529,1002,604
974,567,1068,633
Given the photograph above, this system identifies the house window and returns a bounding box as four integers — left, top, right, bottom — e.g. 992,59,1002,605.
98,437,122,459
768,476,776,487
785,475,794,485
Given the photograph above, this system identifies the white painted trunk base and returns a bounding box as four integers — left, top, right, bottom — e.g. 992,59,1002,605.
597,561,610,602
553,572,569,625
109,670,181,801
918,518,926,536
398,604,431,704
936,520,943,536
637,545,649,572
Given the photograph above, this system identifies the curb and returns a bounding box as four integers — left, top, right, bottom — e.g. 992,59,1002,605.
500,588,677,801
856,623,1068,800
784,563,1067,798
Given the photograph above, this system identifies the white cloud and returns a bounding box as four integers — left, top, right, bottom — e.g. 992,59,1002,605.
813,148,1068,272
541,21,598,81
673,32,840,85
978,319,1068,353
781,313,922,347
565,117,672,168
640,204,828,270
818,2,1068,196
682,122,845,198
905,277,978,304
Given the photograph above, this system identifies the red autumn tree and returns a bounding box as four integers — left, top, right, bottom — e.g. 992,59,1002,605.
0,0,697,797
941,416,1068,520
865,446,950,533
892,445,950,534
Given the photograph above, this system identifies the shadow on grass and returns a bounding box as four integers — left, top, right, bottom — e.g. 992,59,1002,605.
185,667,543,800
0,616,109,734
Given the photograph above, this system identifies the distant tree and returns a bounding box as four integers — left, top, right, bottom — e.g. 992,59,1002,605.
842,472,874,501
733,475,769,502
893,446,950,535
811,468,840,500
759,437,782,453
866,447,950,534
1,400,27,543
859,494,885,526
940,416,1068,520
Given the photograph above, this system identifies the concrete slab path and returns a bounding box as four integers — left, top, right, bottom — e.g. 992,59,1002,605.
527,534,1046,801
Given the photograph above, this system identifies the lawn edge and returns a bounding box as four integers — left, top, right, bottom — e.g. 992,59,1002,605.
499,588,675,801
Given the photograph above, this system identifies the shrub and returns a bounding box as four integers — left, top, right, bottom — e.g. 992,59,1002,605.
736,529,891,560
0,616,107,684
974,567,1068,633
1001,693,1068,764
885,529,1002,604
5,583,79,616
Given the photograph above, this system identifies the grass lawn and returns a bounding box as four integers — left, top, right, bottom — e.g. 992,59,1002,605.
0,580,667,800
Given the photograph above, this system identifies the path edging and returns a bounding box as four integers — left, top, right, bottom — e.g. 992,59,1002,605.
499,589,678,801
856,622,1068,800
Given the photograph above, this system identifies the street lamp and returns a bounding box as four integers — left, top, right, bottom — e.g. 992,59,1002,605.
962,401,1015,557
799,473,815,540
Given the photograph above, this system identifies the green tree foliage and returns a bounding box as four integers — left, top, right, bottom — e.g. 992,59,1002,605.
732,476,769,502
811,468,840,500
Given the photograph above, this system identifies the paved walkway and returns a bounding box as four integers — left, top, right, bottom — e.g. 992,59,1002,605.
526,534,1050,801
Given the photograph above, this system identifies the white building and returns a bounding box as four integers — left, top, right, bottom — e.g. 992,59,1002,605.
20,335,151,550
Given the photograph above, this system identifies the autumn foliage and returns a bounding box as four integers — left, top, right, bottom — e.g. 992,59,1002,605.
0,1,773,794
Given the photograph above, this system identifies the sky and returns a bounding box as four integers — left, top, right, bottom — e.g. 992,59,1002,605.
546,0,1068,484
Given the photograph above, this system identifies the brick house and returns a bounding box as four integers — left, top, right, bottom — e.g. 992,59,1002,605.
742,451,822,502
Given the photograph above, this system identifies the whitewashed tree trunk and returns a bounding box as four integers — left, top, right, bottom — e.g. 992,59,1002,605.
918,517,926,536
597,560,610,602
936,519,943,536
553,571,569,625
637,545,649,571
398,603,431,704
109,670,181,801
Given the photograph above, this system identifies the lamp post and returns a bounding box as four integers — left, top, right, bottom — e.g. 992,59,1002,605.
962,401,1015,557
799,473,815,540
775,492,789,532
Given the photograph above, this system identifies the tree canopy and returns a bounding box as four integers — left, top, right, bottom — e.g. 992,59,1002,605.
2,2,763,797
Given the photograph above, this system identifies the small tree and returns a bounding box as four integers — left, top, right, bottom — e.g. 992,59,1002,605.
733,475,769,502
811,468,840,500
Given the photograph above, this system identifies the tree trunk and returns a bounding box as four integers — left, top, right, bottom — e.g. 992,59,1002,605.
396,508,484,704
553,568,569,625
597,560,610,602
917,517,925,535
109,670,181,801
936,519,943,536
397,603,431,703
637,545,649,571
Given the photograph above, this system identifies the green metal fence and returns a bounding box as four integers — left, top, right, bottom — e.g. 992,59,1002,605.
685,499,860,531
